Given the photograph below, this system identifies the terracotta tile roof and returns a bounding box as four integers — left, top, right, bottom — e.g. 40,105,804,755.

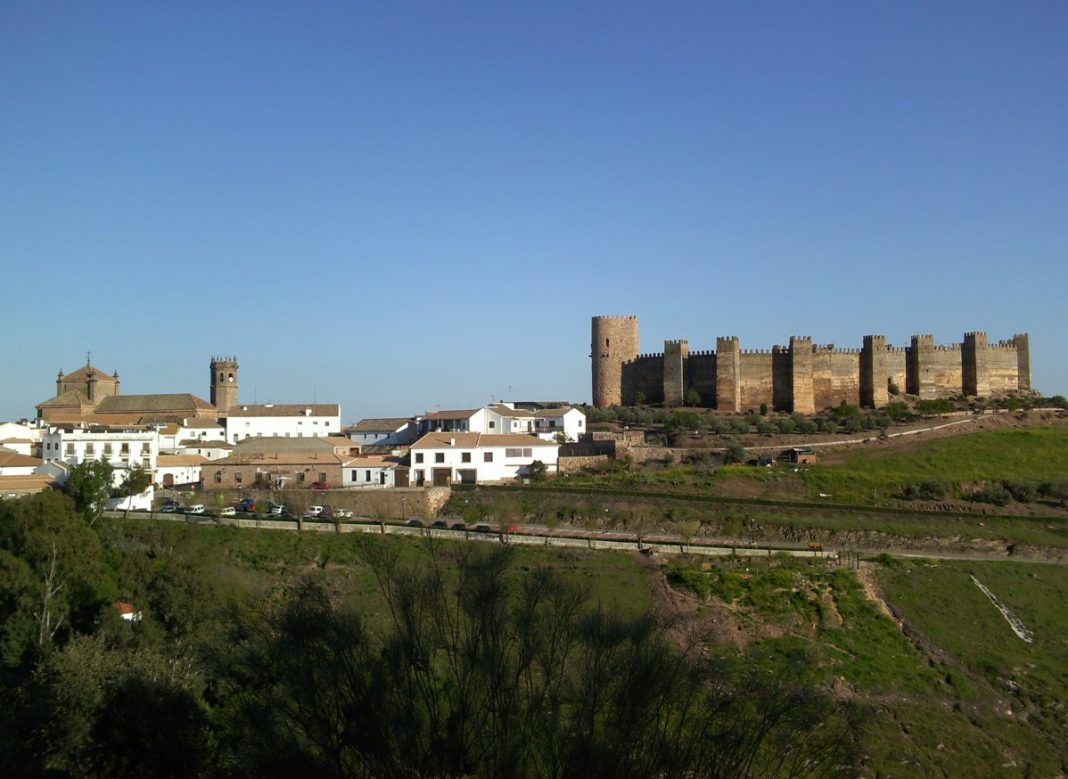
0,474,56,493
226,403,340,417
61,364,119,383
0,449,44,468
411,433,558,449
233,437,339,454
157,454,209,467
0,438,35,445
181,419,224,429
214,452,348,467
95,394,215,413
345,417,412,433
179,438,232,448
424,409,480,420
36,389,92,408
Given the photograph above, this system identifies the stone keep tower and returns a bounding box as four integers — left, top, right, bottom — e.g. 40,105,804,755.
210,355,239,412
591,316,639,407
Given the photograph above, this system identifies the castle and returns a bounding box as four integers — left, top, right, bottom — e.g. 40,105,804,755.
591,316,1031,412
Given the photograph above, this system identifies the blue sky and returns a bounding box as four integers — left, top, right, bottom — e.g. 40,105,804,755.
2,1,1066,423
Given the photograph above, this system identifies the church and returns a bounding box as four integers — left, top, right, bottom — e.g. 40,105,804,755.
35,355,236,424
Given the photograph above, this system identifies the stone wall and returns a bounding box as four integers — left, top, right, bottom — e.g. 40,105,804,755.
592,316,1031,411
558,455,610,473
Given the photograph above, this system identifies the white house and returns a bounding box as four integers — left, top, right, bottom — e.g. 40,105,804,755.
159,419,226,450
409,432,559,486
344,418,417,447
155,454,208,488
41,424,159,487
0,448,44,477
176,439,233,461
340,456,404,489
530,406,586,442
417,409,490,436
0,421,43,456
225,403,341,443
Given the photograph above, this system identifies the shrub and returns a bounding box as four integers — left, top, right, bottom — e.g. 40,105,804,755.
707,417,728,434
721,444,748,465
775,417,796,435
899,480,948,501
755,419,775,436
634,391,647,405
759,402,769,416
1038,481,1068,505
1002,480,1037,503
729,417,750,434
884,402,912,422
914,398,954,415
684,388,702,406
967,483,1012,506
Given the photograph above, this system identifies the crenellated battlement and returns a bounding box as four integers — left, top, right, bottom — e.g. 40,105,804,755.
594,316,1032,410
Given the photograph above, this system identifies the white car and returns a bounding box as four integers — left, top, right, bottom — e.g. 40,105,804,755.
305,505,324,517
219,506,236,517
188,504,205,514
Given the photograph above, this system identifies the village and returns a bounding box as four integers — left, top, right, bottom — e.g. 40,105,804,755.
0,354,591,511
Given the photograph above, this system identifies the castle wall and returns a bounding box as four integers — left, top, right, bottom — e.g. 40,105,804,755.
986,341,1022,393
738,351,774,411
887,349,907,398
813,348,861,409
686,352,717,407
592,316,1031,410
622,355,664,404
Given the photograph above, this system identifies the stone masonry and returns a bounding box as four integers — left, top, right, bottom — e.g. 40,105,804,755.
591,315,1032,411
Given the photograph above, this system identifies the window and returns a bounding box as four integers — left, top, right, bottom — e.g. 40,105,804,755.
214,470,222,484
297,473,305,483
435,453,445,463
235,472,243,483
104,443,113,455
415,453,424,464
121,443,130,454
319,472,327,482
351,469,358,480
489,421,496,429
66,443,74,455
484,452,493,462
85,443,95,455
365,470,372,482
461,452,471,463
505,448,533,458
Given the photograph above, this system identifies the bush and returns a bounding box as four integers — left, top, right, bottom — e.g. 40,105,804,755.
759,402,768,416
684,388,702,406
729,417,750,434
884,402,912,422
754,419,775,436
707,417,728,434
1038,480,1068,505
914,398,954,415
899,480,948,501
721,444,747,465
775,417,796,435
967,483,1012,506
1002,480,1037,503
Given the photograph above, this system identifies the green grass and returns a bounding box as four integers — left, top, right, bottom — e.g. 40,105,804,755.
667,556,1068,775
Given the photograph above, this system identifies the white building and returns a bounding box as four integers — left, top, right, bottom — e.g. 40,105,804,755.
409,432,559,486
41,424,159,487
0,421,43,456
156,454,208,488
0,448,43,477
530,406,586,442
417,409,490,436
225,403,341,443
341,456,404,489
159,419,226,450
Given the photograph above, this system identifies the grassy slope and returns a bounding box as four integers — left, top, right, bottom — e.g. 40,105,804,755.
667,556,1068,776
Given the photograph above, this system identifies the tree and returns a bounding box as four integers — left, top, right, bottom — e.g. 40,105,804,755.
684,387,702,406
722,443,748,465
118,465,152,518
527,460,547,482
66,460,114,527
214,543,866,777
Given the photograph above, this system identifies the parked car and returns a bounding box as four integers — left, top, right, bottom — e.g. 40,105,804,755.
310,481,332,490
333,508,353,519
160,505,178,513
473,523,493,533
236,498,256,512
219,506,236,517
162,497,179,508
305,505,324,518
188,504,205,515
450,521,468,531
406,518,424,528
269,505,286,516
431,519,449,529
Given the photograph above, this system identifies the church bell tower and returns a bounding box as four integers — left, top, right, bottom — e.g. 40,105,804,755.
210,355,239,413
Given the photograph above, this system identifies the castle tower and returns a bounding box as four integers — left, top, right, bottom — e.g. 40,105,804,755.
789,336,816,414
962,332,989,397
210,355,239,413
907,335,936,398
715,336,741,413
1014,334,1031,391
861,335,888,408
663,340,690,406
591,316,639,407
